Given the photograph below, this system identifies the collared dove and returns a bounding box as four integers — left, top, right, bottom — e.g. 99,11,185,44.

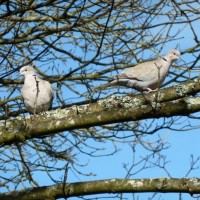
20,65,53,114
94,49,180,92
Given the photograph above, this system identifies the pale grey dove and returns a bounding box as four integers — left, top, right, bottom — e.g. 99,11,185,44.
94,49,180,92
20,65,53,114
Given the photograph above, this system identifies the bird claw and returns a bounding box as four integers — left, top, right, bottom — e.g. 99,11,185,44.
146,88,158,93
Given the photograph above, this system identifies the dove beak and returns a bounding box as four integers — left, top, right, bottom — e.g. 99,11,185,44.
19,69,25,75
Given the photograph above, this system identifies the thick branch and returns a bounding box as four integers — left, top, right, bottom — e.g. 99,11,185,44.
1,178,200,200
1,79,200,146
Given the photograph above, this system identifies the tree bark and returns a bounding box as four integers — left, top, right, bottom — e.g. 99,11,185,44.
1,78,200,146
1,178,200,200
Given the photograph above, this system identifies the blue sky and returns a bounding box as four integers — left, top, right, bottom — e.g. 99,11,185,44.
1,2,200,200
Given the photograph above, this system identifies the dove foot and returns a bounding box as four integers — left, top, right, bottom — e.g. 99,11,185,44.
146,88,158,93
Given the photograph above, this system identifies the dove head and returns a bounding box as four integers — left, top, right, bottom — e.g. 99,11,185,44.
20,65,36,77
165,49,181,62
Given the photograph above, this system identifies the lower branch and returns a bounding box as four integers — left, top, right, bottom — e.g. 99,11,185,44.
1,178,200,200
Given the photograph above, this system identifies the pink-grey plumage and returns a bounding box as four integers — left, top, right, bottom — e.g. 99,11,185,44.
94,49,180,92
20,65,53,114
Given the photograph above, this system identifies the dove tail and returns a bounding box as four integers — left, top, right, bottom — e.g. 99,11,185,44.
93,81,117,91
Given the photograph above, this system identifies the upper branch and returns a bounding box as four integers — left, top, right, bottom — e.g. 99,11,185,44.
1,78,200,147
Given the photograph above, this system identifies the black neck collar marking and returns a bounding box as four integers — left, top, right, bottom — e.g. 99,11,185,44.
163,57,167,62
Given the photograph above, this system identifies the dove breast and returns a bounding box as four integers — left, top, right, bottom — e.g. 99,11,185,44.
20,65,53,114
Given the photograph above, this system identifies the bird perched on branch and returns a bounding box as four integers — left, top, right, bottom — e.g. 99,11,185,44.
20,65,53,114
94,49,180,92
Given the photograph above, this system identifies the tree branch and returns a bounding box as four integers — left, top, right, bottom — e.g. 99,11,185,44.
1,178,200,200
1,78,200,147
